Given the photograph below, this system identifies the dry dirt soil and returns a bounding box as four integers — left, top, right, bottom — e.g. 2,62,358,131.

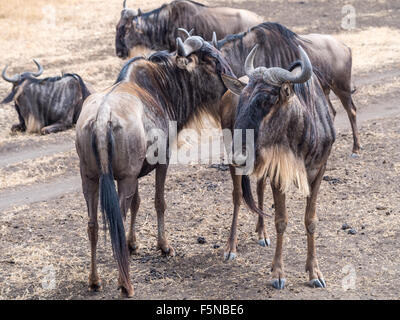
0,0,399,300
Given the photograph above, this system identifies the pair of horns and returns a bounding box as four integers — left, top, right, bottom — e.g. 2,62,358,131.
2,59,43,83
245,45,312,85
123,1,142,16
176,28,204,57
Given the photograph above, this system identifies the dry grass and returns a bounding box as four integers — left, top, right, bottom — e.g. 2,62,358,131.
335,27,400,74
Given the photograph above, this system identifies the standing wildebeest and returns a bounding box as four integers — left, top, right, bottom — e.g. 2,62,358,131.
75,35,236,297
222,45,335,289
115,0,262,58
1,60,91,134
213,22,359,155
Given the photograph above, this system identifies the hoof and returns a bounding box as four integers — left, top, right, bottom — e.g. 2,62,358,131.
224,252,237,261
309,278,326,288
161,246,175,257
271,278,286,290
258,238,271,247
128,243,139,255
119,285,134,298
88,281,102,293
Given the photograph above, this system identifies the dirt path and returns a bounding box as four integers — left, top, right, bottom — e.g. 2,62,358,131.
0,141,74,169
0,176,80,211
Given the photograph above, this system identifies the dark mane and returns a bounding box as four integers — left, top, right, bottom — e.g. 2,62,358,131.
123,45,231,130
135,1,209,51
219,22,314,78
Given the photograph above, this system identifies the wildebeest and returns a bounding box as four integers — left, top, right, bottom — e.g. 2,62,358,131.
75,35,235,297
213,22,359,155
1,60,91,134
222,45,335,289
115,0,262,58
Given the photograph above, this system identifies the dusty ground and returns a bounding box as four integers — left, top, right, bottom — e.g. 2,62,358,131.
0,0,399,300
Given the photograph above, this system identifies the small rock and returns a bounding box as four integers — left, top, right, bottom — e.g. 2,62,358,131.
213,244,220,249
348,229,357,235
197,237,206,244
342,223,351,230
376,206,387,211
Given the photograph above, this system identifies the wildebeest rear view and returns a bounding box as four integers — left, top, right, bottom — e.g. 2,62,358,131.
0,0,400,301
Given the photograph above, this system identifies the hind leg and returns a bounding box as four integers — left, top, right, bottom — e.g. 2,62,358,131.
255,177,271,247
337,90,361,155
116,177,137,295
81,173,102,292
127,184,140,255
224,165,241,260
155,164,175,256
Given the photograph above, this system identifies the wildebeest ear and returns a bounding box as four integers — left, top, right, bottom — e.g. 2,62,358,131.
280,82,293,100
221,74,246,95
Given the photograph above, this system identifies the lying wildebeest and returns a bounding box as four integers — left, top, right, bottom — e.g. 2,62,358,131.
1,60,91,134
116,0,262,58
222,45,335,289
75,34,236,297
212,22,359,155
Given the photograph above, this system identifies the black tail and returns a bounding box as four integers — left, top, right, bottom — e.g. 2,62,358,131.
241,175,269,217
91,127,130,287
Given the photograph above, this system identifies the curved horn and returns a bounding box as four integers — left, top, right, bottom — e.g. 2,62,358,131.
176,37,187,57
177,28,194,40
2,65,21,83
176,36,203,57
212,32,218,48
30,59,43,77
244,44,259,76
262,46,312,85
123,0,127,9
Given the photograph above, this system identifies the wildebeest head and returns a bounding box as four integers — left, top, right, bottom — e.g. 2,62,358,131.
1,59,43,104
115,0,144,58
222,45,312,168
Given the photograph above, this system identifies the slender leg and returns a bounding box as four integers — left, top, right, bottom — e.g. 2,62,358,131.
115,177,136,297
224,165,241,260
337,91,361,155
155,164,175,256
305,165,327,288
127,184,140,255
82,174,101,292
255,177,271,247
270,184,287,290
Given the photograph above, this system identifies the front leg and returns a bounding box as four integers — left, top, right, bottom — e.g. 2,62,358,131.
270,184,287,289
224,165,241,260
41,122,69,134
155,164,175,256
305,165,327,288
11,104,26,132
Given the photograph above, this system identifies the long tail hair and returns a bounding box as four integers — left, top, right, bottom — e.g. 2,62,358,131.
241,175,268,217
91,124,130,288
